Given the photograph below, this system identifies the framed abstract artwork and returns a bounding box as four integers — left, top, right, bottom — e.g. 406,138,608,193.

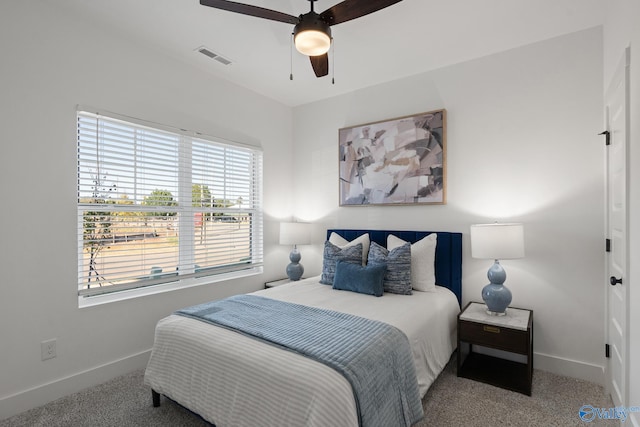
339,109,446,206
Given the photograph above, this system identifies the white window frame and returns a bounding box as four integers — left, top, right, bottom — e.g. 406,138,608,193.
76,107,263,307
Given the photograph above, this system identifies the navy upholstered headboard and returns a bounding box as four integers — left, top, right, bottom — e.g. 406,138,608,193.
327,229,462,306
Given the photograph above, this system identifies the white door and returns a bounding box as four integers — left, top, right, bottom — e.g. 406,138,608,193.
605,47,629,409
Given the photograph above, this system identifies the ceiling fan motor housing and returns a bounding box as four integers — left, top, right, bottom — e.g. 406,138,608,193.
293,12,332,56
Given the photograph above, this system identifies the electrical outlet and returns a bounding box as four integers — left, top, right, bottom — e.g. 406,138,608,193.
41,339,57,361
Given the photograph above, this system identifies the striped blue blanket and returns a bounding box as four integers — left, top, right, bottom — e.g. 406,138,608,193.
176,294,423,427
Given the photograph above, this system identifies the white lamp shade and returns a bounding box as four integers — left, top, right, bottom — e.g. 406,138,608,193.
470,223,525,260
279,222,311,246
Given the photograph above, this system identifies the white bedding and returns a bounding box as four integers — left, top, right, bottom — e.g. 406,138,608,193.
144,276,459,427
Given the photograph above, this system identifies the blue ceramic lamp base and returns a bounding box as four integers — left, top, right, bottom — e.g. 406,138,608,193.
286,247,304,281
482,260,512,316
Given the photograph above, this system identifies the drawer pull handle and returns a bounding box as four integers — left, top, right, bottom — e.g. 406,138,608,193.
483,326,501,334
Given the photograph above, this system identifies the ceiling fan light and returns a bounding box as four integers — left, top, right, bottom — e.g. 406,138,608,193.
295,29,331,56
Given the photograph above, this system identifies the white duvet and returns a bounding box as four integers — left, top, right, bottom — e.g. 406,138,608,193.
144,277,459,427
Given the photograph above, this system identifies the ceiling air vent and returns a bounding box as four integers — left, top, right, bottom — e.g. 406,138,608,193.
196,46,232,66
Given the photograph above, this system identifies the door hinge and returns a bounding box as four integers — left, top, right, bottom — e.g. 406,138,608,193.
606,238,611,252
605,343,610,358
599,130,611,146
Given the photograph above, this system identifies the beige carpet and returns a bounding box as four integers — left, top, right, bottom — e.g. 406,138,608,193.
419,359,614,426
1,358,613,427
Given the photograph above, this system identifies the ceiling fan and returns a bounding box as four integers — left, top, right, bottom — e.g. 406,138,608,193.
200,0,403,78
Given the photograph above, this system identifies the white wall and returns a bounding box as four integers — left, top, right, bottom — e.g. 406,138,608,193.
603,1,640,425
0,1,293,419
292,28,605,383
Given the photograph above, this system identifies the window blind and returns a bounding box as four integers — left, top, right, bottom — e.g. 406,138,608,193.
77,110,263,298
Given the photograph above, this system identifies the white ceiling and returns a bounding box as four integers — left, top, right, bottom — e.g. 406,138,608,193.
55,0,605,107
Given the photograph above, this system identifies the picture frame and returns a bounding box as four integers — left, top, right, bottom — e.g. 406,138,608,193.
338,109,446,206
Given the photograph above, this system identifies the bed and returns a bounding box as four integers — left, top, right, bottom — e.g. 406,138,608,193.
144,229,462,427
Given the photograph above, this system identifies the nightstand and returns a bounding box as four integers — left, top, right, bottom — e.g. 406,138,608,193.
264,278,294,288
457,301,533,395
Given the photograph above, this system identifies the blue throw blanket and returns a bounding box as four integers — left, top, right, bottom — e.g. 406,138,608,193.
176,295,424,427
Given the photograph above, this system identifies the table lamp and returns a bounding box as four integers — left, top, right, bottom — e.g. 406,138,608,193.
470,223,525,316
279,222,311,281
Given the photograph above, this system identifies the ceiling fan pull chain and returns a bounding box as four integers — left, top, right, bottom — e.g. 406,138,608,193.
332,39,335,85
290,32,294,81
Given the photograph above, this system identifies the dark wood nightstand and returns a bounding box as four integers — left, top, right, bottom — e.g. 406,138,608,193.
264,278,293,288
457,301,533,395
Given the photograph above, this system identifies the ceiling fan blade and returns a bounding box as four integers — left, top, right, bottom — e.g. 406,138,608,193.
309,54,329,78
320,0,403,26
200,0,299,25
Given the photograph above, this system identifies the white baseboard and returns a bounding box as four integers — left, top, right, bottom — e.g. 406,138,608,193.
0,349,151,421
534,351,605,385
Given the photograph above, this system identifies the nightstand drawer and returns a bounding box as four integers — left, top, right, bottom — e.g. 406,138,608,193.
459,320,529,354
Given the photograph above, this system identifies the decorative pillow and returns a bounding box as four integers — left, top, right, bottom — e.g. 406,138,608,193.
367,241,412,295
332,260,386,297
388,233,438,292
320,241,363,285
329,232,370,266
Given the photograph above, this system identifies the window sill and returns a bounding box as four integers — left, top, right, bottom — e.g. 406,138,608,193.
78,266,263,308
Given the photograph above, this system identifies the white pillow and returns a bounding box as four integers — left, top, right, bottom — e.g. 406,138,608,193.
329,232,370,266
387,234,437,292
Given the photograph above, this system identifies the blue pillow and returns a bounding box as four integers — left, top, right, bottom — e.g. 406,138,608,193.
332,260,386,297
367,241,412,295
320,241,363,285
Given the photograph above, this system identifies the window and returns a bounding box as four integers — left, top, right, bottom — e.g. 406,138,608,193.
77,109,263,302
